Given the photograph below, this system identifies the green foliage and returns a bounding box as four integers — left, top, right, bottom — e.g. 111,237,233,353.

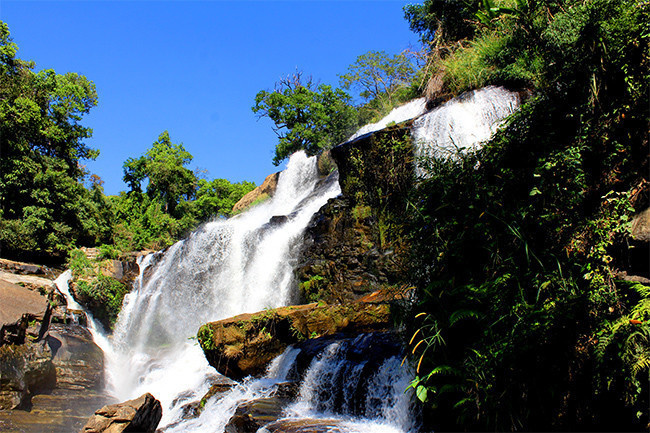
403,0,478,45
123,131,196,214
300,274,325,303
0,21,110,261
339,50,416,109
98,244,120,260
404,0,649,429
67,248,128,330
67,248,93,277
111,132,255,251
197,324,216,351
193,178,255,219
252,72,358,165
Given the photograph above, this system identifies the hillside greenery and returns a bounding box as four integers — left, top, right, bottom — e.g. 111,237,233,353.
402,0,649,430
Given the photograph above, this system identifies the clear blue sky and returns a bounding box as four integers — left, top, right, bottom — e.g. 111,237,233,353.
0,1,420,195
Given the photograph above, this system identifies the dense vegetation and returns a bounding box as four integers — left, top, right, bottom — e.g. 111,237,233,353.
254,53,422,165
402,0,649,430
0,22,255,262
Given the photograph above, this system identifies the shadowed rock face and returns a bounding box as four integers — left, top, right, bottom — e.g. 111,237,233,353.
198,301,393,381
0,341,55,410
81,393,162,433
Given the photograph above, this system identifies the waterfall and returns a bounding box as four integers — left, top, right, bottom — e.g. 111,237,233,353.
349,97,428,141
105,151,342,427
54,270,115,366
286,334,416,433
412,86,521,168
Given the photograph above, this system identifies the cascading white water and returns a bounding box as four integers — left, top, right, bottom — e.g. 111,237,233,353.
412,86,520,166
286,335,416,433
105,151,342,427
349,97,428,141
54,270,115,365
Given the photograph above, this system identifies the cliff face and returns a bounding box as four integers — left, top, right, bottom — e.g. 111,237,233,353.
296,125,415,303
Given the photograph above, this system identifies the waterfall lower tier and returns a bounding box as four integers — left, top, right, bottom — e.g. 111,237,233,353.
168,333,416,433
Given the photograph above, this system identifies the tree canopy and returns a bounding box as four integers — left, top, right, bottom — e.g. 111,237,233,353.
123,131,196,214
339,50,415,106
252,72,358,165
0,21,108,260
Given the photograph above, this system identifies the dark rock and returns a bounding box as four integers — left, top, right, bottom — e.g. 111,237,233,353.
269,215,289,225
296,196,410,303
0,259,47,276
290,332,403,389
198,375,238,410
274,381,299,400
81,393,162,433
225,396,286,433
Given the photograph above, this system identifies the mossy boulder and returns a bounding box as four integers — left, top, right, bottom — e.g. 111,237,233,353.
197,301,392,380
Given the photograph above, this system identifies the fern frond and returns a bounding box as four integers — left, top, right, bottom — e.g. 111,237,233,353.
449,309,482,327
631,352,650,377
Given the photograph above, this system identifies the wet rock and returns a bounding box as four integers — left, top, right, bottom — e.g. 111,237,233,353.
0,390,115,433
81,393,162,433
269,215,289,226
198,375,238,409
274,381,299,400
225,396,286,433
198,302,392,380
0,341,56,410
46,323,104,391
262,418,345,433
232,172,280,214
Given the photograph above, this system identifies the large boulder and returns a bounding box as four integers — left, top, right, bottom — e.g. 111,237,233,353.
81,393,162,433
197,300,392,380
0,279,51,346
232,172,280,214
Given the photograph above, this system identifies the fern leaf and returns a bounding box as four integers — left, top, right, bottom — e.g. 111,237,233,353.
450,309,482,327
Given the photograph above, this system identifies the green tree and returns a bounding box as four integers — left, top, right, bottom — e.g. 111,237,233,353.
403,0,478,45
339,50,416,107
193,178,256,219
123,131,197,214
252,72,358,165
0,21,107,260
